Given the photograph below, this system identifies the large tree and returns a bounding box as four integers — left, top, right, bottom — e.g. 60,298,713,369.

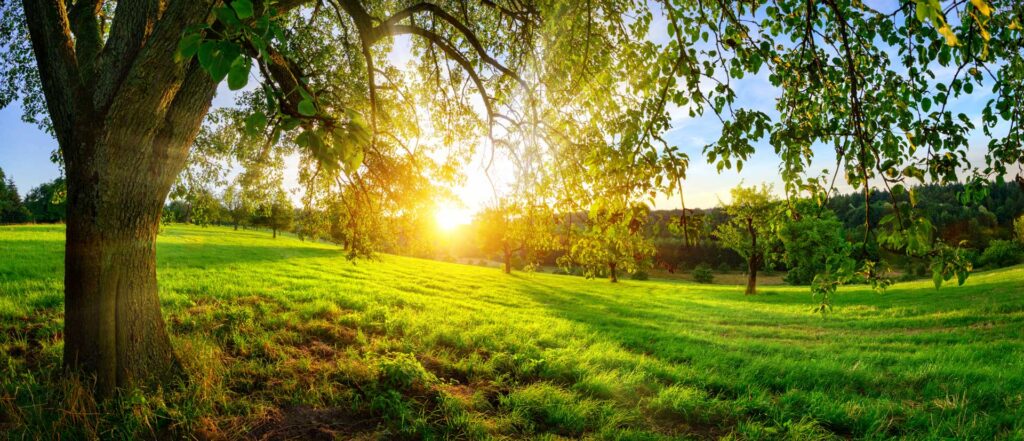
0,0,657,396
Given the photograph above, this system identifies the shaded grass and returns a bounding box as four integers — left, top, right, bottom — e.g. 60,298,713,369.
1,224,1023,439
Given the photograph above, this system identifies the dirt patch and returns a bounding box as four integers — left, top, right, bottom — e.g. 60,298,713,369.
439,384,476,405
648,412,729,441
292,322,359,348
416,354,469,384
247,406,382,441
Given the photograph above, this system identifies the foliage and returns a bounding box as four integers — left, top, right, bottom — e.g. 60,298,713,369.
1015,214,1024,243
645,0,1024,293
716,185,782,265
0,168,30,224
561,203,656,282
691,264,714,284
475,199,558,272
715,184,783,293
23,178,65,223
780,212,852,285
252,188,293,237
221,184,253,230
980,239,1023,268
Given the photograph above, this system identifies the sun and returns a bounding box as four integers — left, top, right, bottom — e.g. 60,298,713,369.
434,204,474,232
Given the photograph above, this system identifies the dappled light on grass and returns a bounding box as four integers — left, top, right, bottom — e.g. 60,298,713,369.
1,224,1023,439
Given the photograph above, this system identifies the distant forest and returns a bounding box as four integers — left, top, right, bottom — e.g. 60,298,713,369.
643,181,1024,276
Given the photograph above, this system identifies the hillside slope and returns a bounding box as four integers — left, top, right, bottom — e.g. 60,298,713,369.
1,224,1023,439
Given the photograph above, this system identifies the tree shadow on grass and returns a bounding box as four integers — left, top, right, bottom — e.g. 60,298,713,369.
0,238,348,289
506,275,742,364
156,241,345,270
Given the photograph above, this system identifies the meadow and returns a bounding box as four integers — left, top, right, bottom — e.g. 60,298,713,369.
1,224,1022,440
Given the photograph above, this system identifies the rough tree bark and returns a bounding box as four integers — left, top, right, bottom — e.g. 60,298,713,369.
22,0,219,397
608,262,618,283
20,0,521,399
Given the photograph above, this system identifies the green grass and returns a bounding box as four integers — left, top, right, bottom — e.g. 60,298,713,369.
1,224,1023,440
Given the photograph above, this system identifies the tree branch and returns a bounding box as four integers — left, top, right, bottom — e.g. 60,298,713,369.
20,0,81,151
350,0,526,88
93,0,163,113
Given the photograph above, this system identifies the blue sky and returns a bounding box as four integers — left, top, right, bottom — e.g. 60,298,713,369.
0,103,62,195
0,1,1005,209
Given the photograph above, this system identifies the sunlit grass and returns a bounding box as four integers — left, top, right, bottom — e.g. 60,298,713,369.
1,224,1022,439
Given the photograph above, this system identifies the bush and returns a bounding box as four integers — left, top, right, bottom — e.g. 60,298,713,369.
980,240,1023,268
717,262,732,273
630,271,649,281
692,264,714,284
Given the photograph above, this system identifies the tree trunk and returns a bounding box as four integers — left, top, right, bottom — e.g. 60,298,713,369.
61,117,208,396
609,262,618,283
64,182,183,397
503,243,511,274
234,221,238,231
745,217,758,295
273,227,277,239
745,256,758,295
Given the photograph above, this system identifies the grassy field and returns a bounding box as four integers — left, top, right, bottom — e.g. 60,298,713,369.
1,224,1022,440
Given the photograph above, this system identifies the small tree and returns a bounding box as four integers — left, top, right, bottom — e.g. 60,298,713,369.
267,190,293,239
475,200,557,274
253,189,293,239
222,185,253,231
562,202,656,283
716,184,782,295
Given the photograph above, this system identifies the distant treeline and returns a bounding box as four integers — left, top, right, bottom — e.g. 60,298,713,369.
5,170,1024,278
0,169,66,224
639,181,1024,274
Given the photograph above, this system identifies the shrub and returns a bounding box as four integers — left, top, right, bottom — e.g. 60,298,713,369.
779,215,850,285
717,262,732,273
377,352,436,391
630,271,649,281
692,264,714,284
980,240,1023,268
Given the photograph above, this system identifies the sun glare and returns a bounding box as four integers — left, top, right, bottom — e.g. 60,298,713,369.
434,204,473,232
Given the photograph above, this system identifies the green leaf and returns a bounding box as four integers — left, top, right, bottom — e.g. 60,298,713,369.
231,0,254,20
214,6,241,27
227,56,251,90
197,41,218,70
244,112,267,136
175,33,202,62
298,99,316,116
932,269,943,289
343,148,364,175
